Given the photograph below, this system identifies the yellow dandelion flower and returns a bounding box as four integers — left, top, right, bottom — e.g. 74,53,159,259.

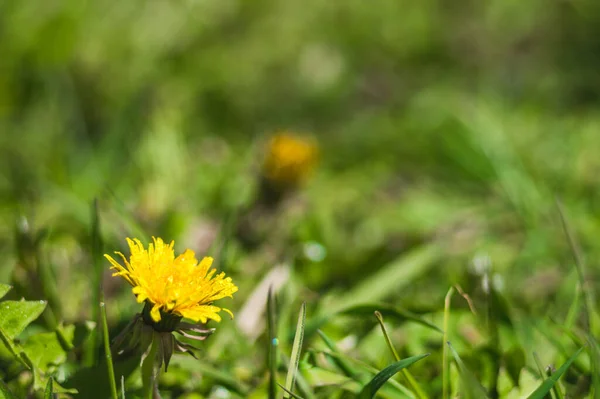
105,237,238,324
263,132,318,187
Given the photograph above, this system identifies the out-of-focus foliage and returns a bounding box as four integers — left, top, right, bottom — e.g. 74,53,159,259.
1,0,600,398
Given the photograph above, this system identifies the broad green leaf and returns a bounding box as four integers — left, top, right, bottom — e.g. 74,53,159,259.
283,303,306,399
448,342,490,399
0,285,12,300
0,300,47,339
22,331,68,373
526,346,584,399
357,353,430,399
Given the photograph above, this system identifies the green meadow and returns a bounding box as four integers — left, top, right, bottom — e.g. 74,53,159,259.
1,1,600,398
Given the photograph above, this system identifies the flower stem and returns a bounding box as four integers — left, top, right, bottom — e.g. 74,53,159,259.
141,332,160,399
100,301,118,399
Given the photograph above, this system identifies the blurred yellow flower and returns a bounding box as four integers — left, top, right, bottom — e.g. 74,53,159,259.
263,133,318,187
105,237,237,324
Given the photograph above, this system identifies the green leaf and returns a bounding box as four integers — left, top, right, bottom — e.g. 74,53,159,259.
526,346,584,399
447,342,490,399
44,377,53,399
0,285,12,300
0,300,47,339
0,378,17,399
357,353,430,399
284,303,306,399
22,331,69,373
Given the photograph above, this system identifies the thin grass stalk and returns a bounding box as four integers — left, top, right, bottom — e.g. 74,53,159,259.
374,311,428,399
443,287,455,399
100,300,118,399
268,286,278,399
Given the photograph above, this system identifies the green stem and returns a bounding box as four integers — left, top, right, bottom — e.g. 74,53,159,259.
100,301,118,399
374,311,428,399
141,332,160,399
442,287,455,399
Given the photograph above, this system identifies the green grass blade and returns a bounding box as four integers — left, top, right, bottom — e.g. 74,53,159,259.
375,311,428,399
442,287,454,399
44,377,53,399
278,383,305,399
557,200,598,333
100,301,118,399
283,303,306,399
447,341,490,399
316,330,357,378
85,199,104,367
268,286,278,399
121,375,126,399
526,346,584,399
357,353,430,399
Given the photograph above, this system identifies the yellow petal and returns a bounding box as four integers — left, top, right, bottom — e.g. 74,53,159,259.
150,304,162,322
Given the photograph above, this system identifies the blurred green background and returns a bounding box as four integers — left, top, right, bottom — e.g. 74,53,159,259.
2,0,600,398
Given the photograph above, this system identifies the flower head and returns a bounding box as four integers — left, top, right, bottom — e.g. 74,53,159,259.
105,237,238,325
262,133,318,188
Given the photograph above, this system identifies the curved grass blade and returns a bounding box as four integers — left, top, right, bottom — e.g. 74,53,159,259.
526,346,584,399
447,341,489,399
342,303,442,334
283,303,306,399
375,311,428,399
357,353,430,399
316,330,357,378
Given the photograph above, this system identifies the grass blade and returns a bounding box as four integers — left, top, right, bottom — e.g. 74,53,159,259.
357,353,430,399
374,311,428,399
278,383,305,399
556,200,598,333
442,287,454,399
527,347,584,399
447,341,490,399
100,301,118,399
268,286,278,399
316,330,357,378
44,377,53,399
84,199,103,367
526,346,584,399
283,303,306,399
